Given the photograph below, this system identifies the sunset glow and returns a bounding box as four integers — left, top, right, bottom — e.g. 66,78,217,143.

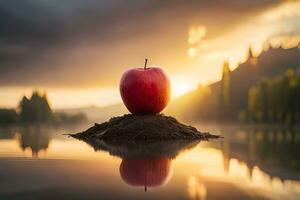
0,1,300,109
1,1,300,199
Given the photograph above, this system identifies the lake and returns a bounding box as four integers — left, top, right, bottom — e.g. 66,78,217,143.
0,124,299,200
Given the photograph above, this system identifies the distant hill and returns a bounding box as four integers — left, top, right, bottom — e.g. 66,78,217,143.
168,45,300,122
57,104,128,123
221,46,300,115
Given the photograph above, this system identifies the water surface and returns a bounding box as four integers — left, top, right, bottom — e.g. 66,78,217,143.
0,124,299,200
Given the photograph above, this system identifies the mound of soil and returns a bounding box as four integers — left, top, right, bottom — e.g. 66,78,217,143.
71,114,220,141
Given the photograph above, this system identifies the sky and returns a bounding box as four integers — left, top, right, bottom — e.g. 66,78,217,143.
1,0,300,109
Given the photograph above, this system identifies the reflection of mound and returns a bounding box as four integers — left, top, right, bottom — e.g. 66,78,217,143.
78,138,201,158
72,114,219,141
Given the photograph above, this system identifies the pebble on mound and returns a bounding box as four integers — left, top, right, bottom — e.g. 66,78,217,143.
71,114,220,140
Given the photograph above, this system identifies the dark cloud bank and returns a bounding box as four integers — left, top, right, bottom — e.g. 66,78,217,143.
0,0,281,87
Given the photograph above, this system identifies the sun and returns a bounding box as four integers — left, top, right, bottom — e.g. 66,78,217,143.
170,76,196,99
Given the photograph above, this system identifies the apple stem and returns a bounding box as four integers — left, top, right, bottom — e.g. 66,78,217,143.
144,58,148,70
144,186,147,192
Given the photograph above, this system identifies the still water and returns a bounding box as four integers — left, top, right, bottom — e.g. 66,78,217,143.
0,124,299,200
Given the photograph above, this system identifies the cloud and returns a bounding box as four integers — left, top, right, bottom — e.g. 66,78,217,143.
0,0,283,87
189,1,300,62
188,26,207,45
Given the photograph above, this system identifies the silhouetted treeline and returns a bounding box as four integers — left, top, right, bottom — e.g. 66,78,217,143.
19,91,52,124
218,47,300,124
0,91,87,126
0,109,18,125
169,46,300,125
247,69,300,123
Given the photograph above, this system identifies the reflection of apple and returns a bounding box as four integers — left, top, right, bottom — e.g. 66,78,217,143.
119,59,171,114
119,157,173,191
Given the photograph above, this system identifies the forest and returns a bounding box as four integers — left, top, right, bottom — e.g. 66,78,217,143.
247,69,300,123
169,46,300,125
0,91,87,126
219,48,300,124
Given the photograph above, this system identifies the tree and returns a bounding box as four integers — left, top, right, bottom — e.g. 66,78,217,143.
247,68,300,125
220,61,231,120
19,91,53,124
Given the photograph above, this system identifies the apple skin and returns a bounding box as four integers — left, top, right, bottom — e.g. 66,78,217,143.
120,67,171,114
119,157,172,189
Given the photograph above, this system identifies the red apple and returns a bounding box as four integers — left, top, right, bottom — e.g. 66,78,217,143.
119,157,172,191
120,59,171,114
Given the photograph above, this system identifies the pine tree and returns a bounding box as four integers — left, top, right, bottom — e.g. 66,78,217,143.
220,61,231,120
19,91,53,124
